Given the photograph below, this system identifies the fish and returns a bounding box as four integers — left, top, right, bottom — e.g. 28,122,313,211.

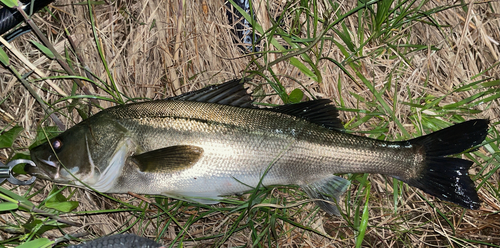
28,79,489,215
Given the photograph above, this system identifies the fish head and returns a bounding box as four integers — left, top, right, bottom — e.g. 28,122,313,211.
28,123,95,185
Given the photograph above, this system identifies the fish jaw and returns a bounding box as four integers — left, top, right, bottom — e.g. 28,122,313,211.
29,144,79,184
27,155,58,181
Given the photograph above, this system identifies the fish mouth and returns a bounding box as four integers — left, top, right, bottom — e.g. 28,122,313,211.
37,157,58,169
27,156,57,180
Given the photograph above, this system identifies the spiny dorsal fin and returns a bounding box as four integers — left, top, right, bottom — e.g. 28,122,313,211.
168,80,344,130
270,99,345,131
132,145,204,173
167,78,254,108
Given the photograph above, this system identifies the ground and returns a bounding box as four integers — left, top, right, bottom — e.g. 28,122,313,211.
0,0,499,247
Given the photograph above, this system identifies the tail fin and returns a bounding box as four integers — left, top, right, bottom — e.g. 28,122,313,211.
403,119,489,209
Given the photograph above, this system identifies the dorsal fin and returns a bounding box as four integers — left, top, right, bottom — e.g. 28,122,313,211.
270,99,344,131
167,78,254,108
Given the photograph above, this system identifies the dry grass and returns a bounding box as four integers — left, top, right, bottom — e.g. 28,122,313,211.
0,0,499,247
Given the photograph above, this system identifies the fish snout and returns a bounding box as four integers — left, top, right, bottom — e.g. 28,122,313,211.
24,162,47,179
27,156,56,180
24,162,36,174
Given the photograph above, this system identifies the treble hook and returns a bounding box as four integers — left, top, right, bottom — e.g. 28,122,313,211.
0,159,36,185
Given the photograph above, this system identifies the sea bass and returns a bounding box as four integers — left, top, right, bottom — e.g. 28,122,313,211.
28,79,489,214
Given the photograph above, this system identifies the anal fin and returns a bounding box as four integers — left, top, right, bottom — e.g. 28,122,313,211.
301,175,350,215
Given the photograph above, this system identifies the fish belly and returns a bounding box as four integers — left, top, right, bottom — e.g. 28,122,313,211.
110,132,313,203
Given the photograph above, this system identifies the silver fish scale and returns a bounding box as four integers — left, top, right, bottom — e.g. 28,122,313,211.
102,100,419,200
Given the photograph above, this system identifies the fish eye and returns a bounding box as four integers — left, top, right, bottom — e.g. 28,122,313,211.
52,139,63,151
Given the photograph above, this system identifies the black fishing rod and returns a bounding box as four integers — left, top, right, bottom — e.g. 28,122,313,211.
226,0,260,53
0,0,54,39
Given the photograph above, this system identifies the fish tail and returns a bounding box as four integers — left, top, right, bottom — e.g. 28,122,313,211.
402,119,489,209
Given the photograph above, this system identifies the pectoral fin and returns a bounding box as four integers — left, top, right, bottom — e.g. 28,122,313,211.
301,175,350,216
132,145,204,173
